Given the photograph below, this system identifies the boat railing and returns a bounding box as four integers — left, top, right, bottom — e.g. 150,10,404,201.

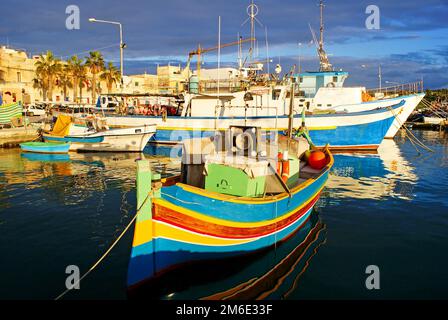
201,79,243,93
367,80,424,98
214,104,280,130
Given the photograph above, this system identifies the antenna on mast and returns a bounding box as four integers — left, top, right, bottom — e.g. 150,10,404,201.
242,0,262,62
319,0,324,54
309,0,333,72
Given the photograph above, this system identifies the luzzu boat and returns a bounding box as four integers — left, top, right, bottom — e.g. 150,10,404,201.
127,126,334,291
42,115,156,152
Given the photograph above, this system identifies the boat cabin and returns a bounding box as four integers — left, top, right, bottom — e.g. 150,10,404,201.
179,126,326,198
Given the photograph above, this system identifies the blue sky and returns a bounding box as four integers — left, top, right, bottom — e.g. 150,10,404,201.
1,0,447,88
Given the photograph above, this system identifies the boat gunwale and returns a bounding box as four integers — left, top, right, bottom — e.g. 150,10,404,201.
167,148,334,205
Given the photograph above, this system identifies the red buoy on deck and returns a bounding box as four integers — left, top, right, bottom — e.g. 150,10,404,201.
308,151,327,170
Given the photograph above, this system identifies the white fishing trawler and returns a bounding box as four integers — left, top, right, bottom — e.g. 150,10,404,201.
100,0,423,150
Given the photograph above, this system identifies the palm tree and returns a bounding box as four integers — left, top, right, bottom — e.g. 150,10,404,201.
77,65,88,103
67,55,83,102
32,78,44,99
85,51,105,103
57,65,73,102
100,62,121,94
35,51,61,101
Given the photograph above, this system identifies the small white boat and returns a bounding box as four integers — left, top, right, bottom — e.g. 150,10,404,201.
423,116,445,125
43,115,156,152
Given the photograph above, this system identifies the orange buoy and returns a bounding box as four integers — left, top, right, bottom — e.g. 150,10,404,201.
281,160,290,183
277,152,283,175
308,151,327,170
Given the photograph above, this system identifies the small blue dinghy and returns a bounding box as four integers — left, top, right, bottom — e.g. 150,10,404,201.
19,142,70,154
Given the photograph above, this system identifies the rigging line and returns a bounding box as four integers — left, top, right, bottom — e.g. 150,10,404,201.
387,106,433,152
421,99,448,117
54,190,153,300
60,44,119,59
402,123,434,152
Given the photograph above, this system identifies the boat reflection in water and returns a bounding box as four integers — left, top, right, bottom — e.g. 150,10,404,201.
0,148,180,208
326,139,417,201
129,212,327,300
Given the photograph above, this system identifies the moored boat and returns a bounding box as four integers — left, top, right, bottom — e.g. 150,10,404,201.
19,141,70,154
42,114,156,152
107,99,406,151
423,116,445,125
127,126,334,289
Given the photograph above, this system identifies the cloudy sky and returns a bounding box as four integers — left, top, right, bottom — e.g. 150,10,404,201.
1,0,447,88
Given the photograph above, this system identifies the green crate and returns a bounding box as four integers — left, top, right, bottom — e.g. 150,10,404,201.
205,163,266,197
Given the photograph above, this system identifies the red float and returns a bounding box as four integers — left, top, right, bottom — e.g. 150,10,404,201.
308,151,327,170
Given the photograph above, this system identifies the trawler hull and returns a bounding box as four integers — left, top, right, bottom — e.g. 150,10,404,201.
107,100,405,151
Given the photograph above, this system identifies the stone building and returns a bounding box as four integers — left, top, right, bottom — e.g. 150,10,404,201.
0,46,38,104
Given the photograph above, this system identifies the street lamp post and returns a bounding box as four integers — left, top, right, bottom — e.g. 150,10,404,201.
378,64,382,93
361,64,382,93
89,18,124,85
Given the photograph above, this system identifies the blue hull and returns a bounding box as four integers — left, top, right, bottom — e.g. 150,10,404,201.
152,115,394,149
20,143,70,154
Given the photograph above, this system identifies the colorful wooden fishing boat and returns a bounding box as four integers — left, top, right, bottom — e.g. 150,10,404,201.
127,126,334,290
19,141,70,154
42,115,156,152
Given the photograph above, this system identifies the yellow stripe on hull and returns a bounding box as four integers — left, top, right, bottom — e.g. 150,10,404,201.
151,184,324,230
132,220,254,247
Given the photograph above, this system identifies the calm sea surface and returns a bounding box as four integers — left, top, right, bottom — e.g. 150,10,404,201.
0,130,447,300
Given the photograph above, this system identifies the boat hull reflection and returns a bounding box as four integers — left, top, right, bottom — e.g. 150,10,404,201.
327,139,417,201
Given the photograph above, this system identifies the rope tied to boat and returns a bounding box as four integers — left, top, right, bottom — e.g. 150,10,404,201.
54,191,152,300
387,106,434,153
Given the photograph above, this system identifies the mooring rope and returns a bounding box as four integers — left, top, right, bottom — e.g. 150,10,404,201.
54,192,152,300
387,106,434,153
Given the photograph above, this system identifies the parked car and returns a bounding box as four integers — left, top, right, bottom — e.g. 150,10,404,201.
23,104,47,117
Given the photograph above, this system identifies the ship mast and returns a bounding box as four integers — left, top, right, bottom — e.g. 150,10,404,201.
242,0,261,63
313,0,333,72
319,0,324,54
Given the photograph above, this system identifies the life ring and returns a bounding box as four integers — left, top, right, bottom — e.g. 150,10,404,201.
326,82,336,88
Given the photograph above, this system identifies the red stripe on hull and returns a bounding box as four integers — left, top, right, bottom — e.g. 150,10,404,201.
153,193,321,239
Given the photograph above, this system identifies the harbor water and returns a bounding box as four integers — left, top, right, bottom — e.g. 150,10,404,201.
0,130,447,299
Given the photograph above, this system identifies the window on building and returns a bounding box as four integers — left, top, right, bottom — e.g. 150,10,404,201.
299,77,303,83
17,72,22,83
135,82,139,87
332,76,338,82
